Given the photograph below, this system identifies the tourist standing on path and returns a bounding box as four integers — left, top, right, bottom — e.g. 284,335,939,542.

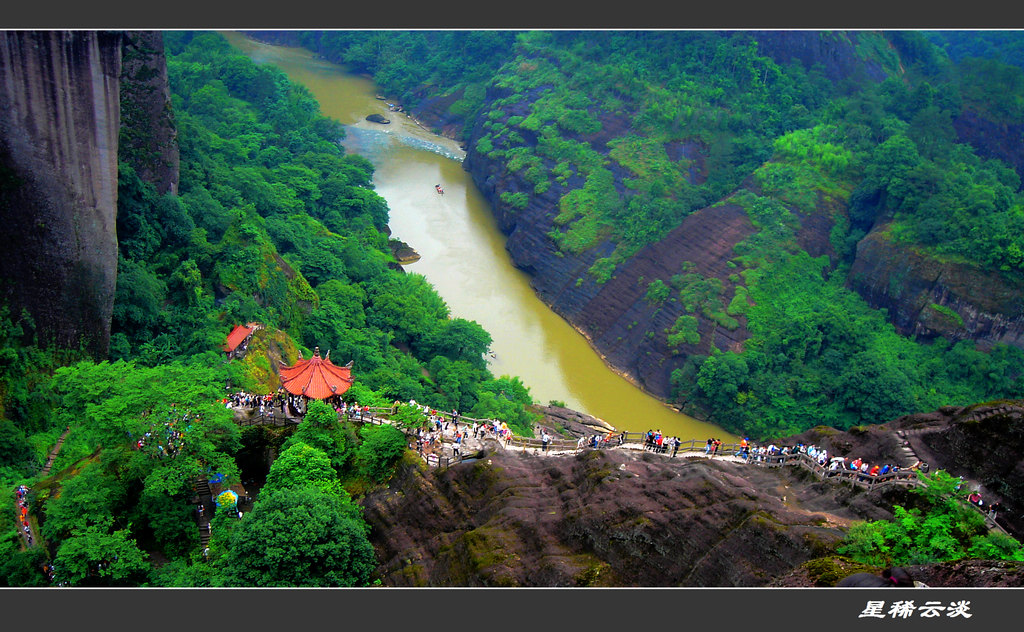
988,501,1002,521
541,431,550,452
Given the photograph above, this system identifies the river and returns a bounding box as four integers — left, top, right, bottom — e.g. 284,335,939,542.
223,31,735,441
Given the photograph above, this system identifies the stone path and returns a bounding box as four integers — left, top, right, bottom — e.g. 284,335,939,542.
194,477,213,555
894,426,1010,536
509,440,747,463
15,428,72,549
39,427,71,477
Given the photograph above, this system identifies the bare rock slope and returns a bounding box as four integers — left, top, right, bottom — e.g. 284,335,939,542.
362,401,1024,587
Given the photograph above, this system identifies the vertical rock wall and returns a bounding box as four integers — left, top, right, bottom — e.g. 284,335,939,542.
0,30,123,357
847,226,1024,349
119,31,178,195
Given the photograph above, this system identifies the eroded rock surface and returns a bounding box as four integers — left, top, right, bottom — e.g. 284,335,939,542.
363,447,900,586
363,401,1024,587
0,30,124,356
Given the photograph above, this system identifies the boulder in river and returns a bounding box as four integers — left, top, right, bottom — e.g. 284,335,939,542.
366,113,390,124
389,239,421,264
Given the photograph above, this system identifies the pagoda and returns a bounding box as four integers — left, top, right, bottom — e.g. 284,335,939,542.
278,347,354,400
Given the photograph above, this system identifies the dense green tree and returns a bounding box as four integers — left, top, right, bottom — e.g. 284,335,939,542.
220,485,374,587
470,376,540,435
0,420,35,474
52,526,149,587
41,463,122,542
265,441,339,492
135,486,195,559
416,318,492,369
838,471,1024,566
0,531,48,587
354,424,408,483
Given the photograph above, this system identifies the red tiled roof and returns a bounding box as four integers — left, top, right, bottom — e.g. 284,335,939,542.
223,325,254,352
278,347,353,400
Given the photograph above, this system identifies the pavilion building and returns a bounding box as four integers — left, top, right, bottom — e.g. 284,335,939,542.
278,347,354,412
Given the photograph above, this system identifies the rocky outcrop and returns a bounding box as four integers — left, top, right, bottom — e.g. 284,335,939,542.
752,31,890,85
912,401,1024,539
0,30,124,357
389,239,421,264
847,226,1024,349
362,448,867,586
953,107,1024,181
362,401,1024,587
771,558,1024,587
777,399,1024,540
119,31,178,195
536,404,615,438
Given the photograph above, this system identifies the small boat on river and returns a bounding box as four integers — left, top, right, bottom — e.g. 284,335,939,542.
435,184,444,195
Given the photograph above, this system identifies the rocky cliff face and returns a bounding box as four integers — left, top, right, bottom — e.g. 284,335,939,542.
362,401,1024,587
0,30,124,357
467,146,758,396
463,139,848,400
119,31,179,195
847,226,1024,349
911,401,1024,539
362,448,863,586
454,32,1024,403
752,31,890,85
953,108,1024,182
0,30,175,357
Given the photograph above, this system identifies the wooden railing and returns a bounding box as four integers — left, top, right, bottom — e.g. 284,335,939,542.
747,451,922,489
232,404,1010,535
237,412,300,427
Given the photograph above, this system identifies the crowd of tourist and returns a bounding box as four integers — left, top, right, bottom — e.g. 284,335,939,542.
131,405,194,459
15,485,32,546
739,439,905,479
339,401,374,420
226,390,377,419
824,453,906,480
576,432,622,451
225,390,277,411
641,430,683,456
405,403,486,459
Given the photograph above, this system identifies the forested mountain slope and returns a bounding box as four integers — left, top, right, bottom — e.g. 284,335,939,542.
0,31,539,586
291,30,1024,439
2,30,1024,588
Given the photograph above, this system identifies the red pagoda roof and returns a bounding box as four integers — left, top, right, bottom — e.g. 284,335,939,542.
278,347,353,400
223,325,254,353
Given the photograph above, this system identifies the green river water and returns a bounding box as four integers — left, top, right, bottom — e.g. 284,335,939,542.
223,31,735,441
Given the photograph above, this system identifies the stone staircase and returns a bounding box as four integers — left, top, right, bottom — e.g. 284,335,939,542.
194,477,213,551
39,427,71,477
